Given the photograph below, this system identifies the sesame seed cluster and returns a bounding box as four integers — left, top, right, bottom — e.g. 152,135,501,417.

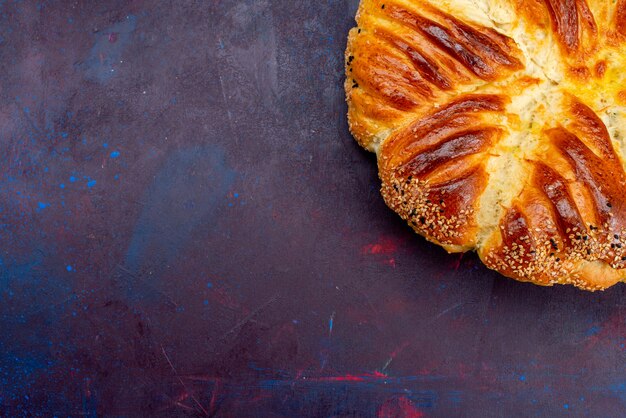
381,166,626,290
484,221,626,289
380,172,473,247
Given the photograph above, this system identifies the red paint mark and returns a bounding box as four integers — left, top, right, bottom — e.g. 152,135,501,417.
317,374,365,382
384,258,396,268
310,372,388,382
362,236,401,268
390,343,409,358
378,396,425,418
390,342,410,360
362,238,398,255
452,253,465,271
108,32,118,43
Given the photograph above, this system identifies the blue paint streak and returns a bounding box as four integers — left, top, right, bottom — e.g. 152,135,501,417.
87,180,96,188
0,249,70,409
124,146,236,299
586,326,601,337
609,381,626,403
110,151,120,158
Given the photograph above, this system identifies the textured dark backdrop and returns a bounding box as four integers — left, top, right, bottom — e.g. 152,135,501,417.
1,0,625,416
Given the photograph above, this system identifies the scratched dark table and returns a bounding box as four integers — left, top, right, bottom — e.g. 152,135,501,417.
2,0,626,417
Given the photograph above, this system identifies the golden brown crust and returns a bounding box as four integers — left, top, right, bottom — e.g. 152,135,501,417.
345,0,523,151
346,0,626,290
379,94,508,250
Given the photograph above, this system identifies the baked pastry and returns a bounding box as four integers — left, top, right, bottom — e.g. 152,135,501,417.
345,0,626,290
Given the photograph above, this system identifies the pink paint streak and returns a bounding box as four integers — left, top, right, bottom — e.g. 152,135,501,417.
309,372,388,383
378,396,426,418
362,238,399,256
316,374,365,382
452,253,464,271
362,236,401,268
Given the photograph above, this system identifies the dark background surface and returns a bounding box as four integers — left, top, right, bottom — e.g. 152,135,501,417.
2,1,626,416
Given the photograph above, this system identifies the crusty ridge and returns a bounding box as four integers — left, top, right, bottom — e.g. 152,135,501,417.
345,0,626,290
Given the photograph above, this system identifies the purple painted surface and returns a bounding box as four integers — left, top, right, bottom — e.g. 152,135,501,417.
1,0,625,416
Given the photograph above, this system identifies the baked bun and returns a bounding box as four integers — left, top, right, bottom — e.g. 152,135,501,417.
345,0,626,290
